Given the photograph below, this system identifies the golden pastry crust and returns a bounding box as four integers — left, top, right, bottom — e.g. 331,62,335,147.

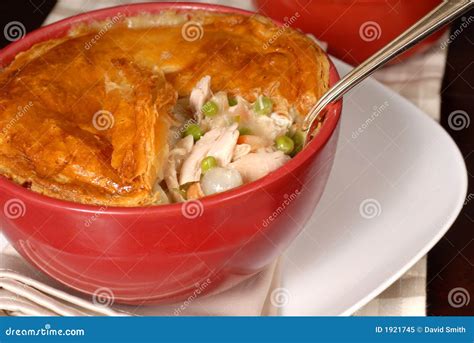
0,33,176,206
0,10,329,206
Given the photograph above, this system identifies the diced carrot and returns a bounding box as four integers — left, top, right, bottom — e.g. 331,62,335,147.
186,182,205,200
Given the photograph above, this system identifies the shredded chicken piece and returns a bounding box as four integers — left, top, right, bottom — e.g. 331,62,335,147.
229,96,251,121
229,150,290,183
232,144,251,161
175,134,194,153
167,75,299,200
189,75,211,122
207,123,239,166
179,123,239,185
200,91,235,131
251,113,293,141
210,91,229,114
164,135,194,202
153,183,170,204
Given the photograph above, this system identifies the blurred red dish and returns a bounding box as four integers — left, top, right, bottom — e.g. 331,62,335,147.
254,0,445,65
0,3,342,304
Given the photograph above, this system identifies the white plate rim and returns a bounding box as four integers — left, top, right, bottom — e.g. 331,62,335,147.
282,57,468,316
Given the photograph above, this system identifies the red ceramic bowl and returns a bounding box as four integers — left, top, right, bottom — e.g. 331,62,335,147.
0,3,342,305
254,0,445,66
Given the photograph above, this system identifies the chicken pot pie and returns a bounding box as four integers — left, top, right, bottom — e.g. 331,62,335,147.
0,10,329,206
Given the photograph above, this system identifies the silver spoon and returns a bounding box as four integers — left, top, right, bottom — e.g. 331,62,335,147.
302,0,474,143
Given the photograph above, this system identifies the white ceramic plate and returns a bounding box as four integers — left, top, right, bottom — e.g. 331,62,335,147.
0,59,467,317
280,59,468,316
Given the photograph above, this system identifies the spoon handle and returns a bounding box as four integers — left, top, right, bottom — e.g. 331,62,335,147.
302,0,474,133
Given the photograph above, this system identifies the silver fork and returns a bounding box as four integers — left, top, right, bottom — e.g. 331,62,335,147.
302,0,474,144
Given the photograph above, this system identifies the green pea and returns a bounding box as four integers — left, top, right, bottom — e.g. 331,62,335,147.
291,130,305,156
201,101,219,117
201,156,218,174
275,135,294,155
184,124,203,141
238,127,252,136
228,97,238,107
253,95,273,115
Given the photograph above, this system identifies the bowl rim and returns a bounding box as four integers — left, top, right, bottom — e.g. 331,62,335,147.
0,2,342,215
